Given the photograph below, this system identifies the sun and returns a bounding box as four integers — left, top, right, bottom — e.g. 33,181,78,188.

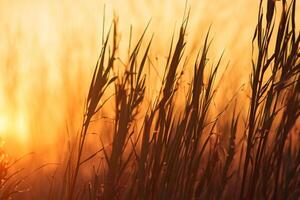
0,112,28,143
0,114,8,134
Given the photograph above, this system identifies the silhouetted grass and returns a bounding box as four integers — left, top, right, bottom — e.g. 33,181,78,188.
60,0,299,199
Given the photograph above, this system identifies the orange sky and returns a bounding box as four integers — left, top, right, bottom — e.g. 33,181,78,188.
0,0,298,159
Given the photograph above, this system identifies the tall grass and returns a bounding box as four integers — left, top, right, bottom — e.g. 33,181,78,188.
240,0,300,199
1,0,299,199
60,0,299,199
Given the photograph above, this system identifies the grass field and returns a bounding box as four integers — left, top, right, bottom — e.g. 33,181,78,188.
0,0,299,199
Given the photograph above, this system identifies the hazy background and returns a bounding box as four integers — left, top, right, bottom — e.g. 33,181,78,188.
0,0,298,161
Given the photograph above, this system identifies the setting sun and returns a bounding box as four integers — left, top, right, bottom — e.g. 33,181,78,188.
0,111,28,143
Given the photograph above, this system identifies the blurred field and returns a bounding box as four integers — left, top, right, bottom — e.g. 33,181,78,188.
0,0,260,156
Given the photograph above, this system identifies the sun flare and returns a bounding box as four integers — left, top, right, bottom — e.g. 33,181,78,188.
0,111,28,143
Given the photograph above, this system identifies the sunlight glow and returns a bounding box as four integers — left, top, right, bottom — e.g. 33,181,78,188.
0,114,8,134
0,112,28,143
0,0,298,157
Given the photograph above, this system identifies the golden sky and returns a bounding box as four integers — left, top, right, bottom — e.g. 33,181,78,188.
0,0,298,158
